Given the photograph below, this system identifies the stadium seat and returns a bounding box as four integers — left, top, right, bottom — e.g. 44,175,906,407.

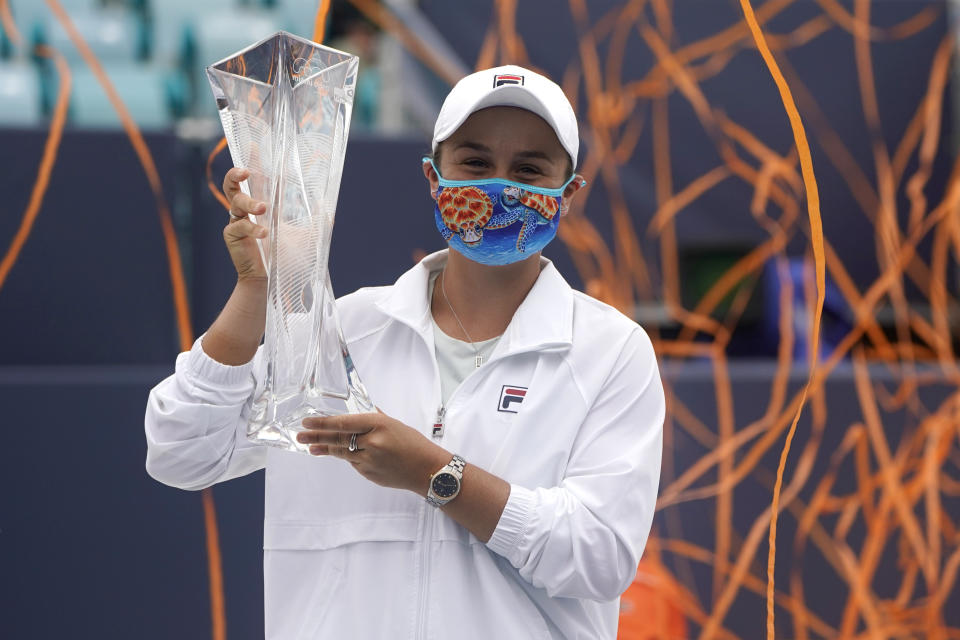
0,61,42,126
8,0,102,31
43,7,146,64
3,0,44,59
148,0,240,66
67,62,179,130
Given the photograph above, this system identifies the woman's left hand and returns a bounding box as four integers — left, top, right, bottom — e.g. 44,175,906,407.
298,412,451,495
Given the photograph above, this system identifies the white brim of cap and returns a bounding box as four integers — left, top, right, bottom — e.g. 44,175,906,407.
432,85,573,166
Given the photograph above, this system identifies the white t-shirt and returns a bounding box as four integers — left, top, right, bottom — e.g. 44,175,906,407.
428,269,502,405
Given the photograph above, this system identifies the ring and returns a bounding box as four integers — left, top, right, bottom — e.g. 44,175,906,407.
228,211,242,222
348,432,359,452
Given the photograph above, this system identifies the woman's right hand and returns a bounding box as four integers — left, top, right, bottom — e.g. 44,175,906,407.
223,167,269,281
200,167,270,365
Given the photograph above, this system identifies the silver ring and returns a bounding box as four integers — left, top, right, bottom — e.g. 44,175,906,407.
348,432,359,452
228,211,242,222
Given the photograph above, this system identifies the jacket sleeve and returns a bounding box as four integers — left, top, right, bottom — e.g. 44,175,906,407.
485,328,664,601
144,335,268,491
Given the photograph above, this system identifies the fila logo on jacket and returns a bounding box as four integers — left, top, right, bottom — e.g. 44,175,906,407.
498,385,527,413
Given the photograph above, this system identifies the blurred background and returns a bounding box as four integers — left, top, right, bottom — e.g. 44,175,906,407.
1,0,959,638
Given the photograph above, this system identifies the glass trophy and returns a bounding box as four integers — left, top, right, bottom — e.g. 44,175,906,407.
207,31,374,453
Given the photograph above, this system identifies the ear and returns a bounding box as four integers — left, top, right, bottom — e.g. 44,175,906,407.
560,175,587,216
423,159,440,202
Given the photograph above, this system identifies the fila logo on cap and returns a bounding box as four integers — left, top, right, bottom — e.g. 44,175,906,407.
498,385,527,413
493,73,524,88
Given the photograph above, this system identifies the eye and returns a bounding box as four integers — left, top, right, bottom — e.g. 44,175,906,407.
462,158,489,169
517,165,542,175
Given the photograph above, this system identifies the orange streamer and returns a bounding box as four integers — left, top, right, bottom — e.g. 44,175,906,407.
207,137,231,212
43,0,192,350
40,2,217,639
735,3,826,638
202,488,227,640
0,45,70,293
312,0,332,43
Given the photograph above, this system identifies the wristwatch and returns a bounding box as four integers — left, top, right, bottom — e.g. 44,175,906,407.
426,454,466,507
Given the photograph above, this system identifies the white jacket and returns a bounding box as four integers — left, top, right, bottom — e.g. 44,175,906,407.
145,251,664,639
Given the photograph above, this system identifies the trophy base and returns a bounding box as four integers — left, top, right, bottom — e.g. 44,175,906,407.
247,388,371,453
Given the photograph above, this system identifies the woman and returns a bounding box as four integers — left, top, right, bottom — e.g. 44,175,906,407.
145,64,664,639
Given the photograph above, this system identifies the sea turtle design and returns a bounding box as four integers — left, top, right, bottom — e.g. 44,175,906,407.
487,186,561,252
437,186,495,245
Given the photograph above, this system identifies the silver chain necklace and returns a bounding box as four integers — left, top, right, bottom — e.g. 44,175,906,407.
440,268,485,368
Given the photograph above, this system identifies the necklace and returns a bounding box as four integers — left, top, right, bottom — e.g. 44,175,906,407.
440,268,484,368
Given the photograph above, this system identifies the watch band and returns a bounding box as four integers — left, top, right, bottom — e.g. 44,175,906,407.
448,454,466,475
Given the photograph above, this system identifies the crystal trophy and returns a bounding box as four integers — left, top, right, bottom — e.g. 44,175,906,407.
207,31,373,453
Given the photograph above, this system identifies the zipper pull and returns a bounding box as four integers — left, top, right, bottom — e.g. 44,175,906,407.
432,404,445,439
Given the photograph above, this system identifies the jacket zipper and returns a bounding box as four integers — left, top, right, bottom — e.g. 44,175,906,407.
417,327,445,639
431,405,445,438
416,504,435,639
417,346,492,636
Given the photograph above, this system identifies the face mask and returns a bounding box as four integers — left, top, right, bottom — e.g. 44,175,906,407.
425,158,584,266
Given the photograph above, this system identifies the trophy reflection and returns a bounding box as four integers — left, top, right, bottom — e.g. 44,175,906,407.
207,31,373,453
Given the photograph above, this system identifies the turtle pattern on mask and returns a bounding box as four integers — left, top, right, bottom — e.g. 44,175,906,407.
437,186,495,245
485,186,561,252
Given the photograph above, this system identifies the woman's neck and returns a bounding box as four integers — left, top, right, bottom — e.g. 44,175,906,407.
431,250,541,342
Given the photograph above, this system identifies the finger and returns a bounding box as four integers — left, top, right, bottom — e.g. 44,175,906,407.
301,416,377,432
296,430,344,446
307,443,362,458
230,192,267,219
223,167,250,200
302,414,379,432
224,217,268,242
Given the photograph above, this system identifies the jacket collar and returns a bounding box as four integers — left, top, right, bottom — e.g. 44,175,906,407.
374,249,574,355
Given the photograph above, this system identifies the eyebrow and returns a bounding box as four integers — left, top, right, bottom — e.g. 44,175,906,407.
453,142,557,165
514,150,556,165
453,141,492,153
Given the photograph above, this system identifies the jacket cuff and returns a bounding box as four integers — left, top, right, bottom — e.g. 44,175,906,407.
486,484,536,561
185,334,257,388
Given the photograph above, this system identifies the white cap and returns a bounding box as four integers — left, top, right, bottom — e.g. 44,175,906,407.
432,64,579,170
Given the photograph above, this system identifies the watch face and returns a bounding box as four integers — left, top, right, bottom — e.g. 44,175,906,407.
431,472,459,498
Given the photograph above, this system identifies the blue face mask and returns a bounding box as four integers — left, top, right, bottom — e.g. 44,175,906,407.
425,158,584,266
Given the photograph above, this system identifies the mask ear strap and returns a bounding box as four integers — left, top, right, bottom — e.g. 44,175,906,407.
422,156,443,200
422,156,443,180
422,156,444,198
560,174,587,190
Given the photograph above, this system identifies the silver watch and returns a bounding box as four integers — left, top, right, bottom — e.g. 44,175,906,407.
426,454,466,507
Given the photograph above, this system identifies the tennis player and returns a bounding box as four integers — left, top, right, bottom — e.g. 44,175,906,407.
145,64,664,639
